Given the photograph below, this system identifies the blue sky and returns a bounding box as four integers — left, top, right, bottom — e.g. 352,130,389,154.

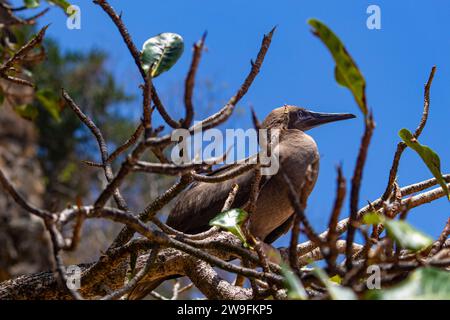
17,0,449,244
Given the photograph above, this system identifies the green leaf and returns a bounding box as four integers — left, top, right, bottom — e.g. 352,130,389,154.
308,19,367,115
141,33,184,78
24,0,40,8
329,274,342,284
363,212,433,251
36,89,61,122
399,128,449,200
313,267,357,300
281,264,308,300
367,267,450,300
14,104,38,121
209,209,249,247
385,219,433,251
46,0,71,12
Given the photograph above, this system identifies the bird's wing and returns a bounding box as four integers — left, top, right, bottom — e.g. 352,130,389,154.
166,162,268,234
263,214,294,244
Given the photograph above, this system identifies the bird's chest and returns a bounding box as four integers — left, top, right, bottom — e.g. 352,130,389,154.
277,132,320,195
249,132,319,240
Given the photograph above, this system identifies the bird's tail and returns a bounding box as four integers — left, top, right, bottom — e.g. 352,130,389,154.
127,275,179,300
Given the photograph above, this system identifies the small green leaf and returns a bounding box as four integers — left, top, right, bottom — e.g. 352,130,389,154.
362,212,384,225
308,19,367,115
313,267,357,300
141,33,184,78
399,128,449,200
281,264,308,300
209,209,249,247
36,89,61,122
329,275,342,284
384,219,433,252
14,104,38,121
24,0,40,8
364,212,433,251
46,0,71,12
367,267,450,300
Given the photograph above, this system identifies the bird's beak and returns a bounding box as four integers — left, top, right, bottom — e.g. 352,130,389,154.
303,110,356,129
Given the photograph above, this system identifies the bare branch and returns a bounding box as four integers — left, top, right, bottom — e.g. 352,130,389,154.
183,32,207,128
346,113,375,270
93,0,180,128
46,222,84,300
298,240,362,267
298,179,450,255
0,168,52,220
0,25,48,73
222,184,239,211
430,218,450,257
143,26,275,149
106,123,144,163
325,166,346,271
62,89,129,211
191,163,255,183
2,75,34,87
381,66,436,202
283,170,321,246
108,175,192,250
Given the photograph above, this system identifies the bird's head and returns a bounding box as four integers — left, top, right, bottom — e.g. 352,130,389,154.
261,105,356,131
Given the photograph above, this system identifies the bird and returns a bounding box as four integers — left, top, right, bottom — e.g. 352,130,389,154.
128,105,355,299
167,105,355,241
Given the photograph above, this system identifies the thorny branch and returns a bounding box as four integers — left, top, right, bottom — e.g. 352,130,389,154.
346,112,375,271
0,26,48,87
381,66,436,203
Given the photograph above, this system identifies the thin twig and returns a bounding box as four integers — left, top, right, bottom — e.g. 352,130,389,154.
24,7,50,24
106,123,144,163
171,280,181,300
93,0,179,128
134,161,207,175
222,184,239,211
177,283,194,295
2,75,34,87
108,175,192,249
346,113,375,271
142,71,154,138
191,163,255,183
429,218,450,257
143,26,276,149
64,209,85,251
285,162,319,274
151,184,238,241
298,179,450,255
0,25,48,73
62,89,129,211
325,166,346,272
380,66,436,202
134,149,230,176
46,222,84,300
0,168,52,220
183,32,207,128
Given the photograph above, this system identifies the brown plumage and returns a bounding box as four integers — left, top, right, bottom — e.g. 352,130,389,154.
128,105,355,299
166,105,355,241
